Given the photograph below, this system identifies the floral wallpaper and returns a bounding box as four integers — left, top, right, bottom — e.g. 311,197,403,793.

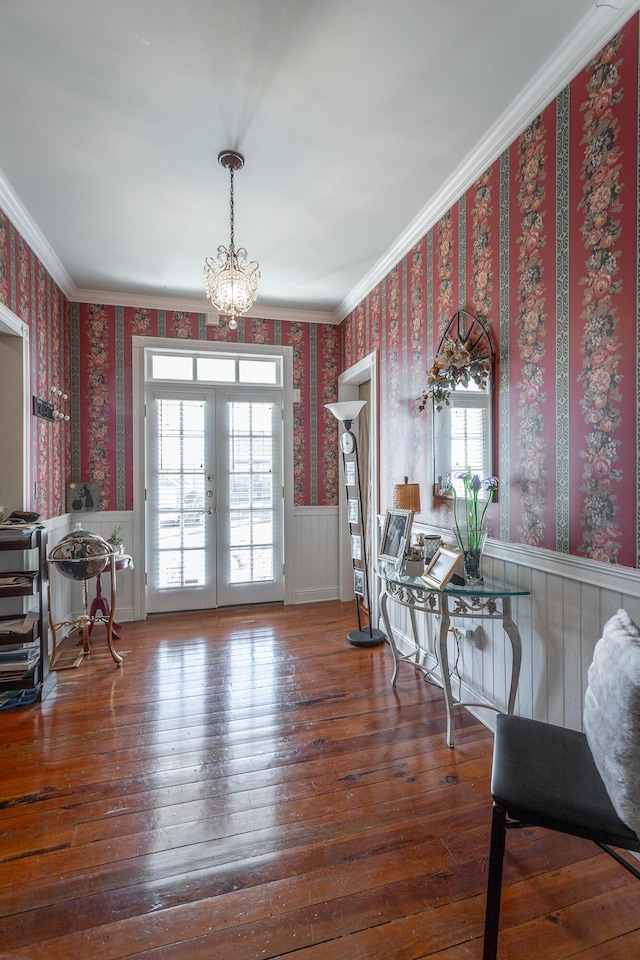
0,213,70,518
73,305,340,511
342,13,640,569
575,34,626,563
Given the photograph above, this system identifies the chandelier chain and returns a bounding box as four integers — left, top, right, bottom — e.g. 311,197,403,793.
228,166,235,252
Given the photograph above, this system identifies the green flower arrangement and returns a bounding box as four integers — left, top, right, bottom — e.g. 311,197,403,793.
442,469,498,581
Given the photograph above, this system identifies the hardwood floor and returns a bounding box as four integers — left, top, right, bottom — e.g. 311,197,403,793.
0,600,638,959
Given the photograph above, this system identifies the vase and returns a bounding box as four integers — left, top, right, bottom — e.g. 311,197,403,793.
462,529,487,585
463,547,484,585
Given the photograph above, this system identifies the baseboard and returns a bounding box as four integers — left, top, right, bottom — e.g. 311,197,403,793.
293,587,340,604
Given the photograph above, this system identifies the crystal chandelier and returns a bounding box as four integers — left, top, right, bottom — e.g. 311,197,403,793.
204,150,260,330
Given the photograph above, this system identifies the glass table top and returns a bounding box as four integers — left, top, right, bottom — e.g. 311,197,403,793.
375,560,530,598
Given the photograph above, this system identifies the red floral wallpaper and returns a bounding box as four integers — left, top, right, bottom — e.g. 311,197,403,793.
0,213,71,518
342,13,640,568
74,305,340,511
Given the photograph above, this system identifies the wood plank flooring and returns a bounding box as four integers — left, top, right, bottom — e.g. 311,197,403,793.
0,600,638,959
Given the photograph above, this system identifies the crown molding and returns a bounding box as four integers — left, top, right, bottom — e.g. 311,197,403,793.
72,288,340,324
337,0,640,321
2,1,637,327
0,170,76,299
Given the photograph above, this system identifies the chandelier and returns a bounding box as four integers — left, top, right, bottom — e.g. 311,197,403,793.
204,150,260,330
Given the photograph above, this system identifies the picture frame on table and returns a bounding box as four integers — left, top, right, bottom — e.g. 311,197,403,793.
421,546,462,589
379,508,413,562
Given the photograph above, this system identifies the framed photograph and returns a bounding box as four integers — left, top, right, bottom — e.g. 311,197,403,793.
353,567,365,597
422,546,462,589
347,498,359,524
344,461,356,486
379,508,413,562
67,481,100,513
351,533,362,560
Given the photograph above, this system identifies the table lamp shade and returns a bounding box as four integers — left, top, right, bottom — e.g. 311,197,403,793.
393,477,421,514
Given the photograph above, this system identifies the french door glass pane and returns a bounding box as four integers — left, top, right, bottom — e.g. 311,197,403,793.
228,401,275,584
156,398,207,589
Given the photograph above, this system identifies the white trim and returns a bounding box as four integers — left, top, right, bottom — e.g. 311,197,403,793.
337,0,640,321
0,2,636,324
0,170,75,298
0,302,30,510
488,537,640,598
132,337,295,617
414,514,640,599
75,291,339,325
0,301,28,337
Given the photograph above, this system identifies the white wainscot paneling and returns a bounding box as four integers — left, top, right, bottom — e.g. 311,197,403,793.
42,514,75,654
292,506,340,603
378,532,640,735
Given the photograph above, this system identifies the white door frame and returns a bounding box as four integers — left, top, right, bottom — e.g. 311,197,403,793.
132,336,295,619
0,302,30,512
336,351,379,624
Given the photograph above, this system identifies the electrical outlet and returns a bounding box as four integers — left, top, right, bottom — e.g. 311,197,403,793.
465,623,483,648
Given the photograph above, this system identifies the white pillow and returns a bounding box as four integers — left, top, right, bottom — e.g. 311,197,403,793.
584,609,640,837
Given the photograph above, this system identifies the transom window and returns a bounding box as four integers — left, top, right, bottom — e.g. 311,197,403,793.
148,351,280,386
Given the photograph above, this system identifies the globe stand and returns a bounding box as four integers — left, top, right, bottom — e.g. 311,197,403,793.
49,549,122,669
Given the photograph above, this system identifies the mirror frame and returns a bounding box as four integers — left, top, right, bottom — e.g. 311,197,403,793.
431,309,496,499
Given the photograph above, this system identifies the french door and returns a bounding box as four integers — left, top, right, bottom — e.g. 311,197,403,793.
145,385,283,612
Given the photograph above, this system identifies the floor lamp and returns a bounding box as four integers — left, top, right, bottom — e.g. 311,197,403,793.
326,400,385,647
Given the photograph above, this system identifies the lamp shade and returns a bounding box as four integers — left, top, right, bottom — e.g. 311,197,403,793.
393,476,421,514
325,400,366,424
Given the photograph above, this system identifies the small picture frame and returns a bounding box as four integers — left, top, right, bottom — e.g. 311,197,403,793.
344,461,356,486
379,508,413,562
351,533,362,560
353,567,365,597
422,546,463,589
67,481,100,513
347,498,359,524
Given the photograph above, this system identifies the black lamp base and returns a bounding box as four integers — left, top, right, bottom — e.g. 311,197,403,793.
347,627,386,648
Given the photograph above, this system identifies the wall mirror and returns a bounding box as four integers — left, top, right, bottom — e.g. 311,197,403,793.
429,310,495,499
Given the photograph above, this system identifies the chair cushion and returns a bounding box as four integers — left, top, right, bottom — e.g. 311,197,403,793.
491,713,638,845
583,609,640,838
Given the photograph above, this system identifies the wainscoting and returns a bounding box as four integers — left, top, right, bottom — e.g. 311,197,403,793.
385,521,640,735
290,506,340,603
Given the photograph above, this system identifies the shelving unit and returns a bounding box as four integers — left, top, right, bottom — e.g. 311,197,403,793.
0,525,55,702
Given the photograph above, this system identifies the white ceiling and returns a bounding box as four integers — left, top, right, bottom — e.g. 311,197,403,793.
0,0,635,323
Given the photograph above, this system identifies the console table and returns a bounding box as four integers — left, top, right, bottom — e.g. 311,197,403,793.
376,561,530,746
